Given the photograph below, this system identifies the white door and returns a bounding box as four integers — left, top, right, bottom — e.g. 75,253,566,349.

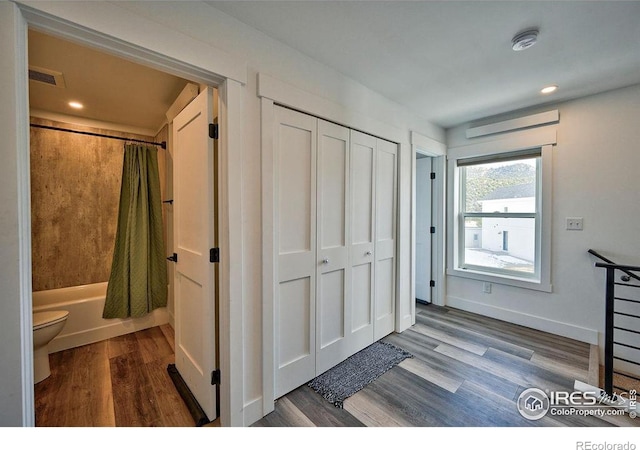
274,106,317,397
415,156,432,303
374,138,397,340
316,120,350,374
348,130,376,354
173,88,217,420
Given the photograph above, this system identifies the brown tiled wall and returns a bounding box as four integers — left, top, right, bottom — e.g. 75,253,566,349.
30,117,166,291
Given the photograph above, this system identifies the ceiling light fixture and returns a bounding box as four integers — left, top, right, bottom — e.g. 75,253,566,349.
68,101,83,109
511,29,539,51
540,85,558,94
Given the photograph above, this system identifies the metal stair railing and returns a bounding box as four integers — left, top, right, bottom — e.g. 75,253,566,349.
590,249,640,395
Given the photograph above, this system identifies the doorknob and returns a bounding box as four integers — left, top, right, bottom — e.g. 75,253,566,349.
365,251,372,256
322,258,330,264
167,253,178,263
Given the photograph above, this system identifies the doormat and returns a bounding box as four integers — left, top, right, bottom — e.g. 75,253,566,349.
308,341,413,408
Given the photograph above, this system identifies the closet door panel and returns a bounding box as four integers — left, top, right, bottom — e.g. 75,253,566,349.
316,120,350,375
348,130,376,355
374,138,397,340
274,106,317,398
279,277,312,367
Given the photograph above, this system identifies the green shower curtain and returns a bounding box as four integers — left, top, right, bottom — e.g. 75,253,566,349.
103,144,167,319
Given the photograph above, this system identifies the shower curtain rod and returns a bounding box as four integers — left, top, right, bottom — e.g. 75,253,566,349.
29,123,167,149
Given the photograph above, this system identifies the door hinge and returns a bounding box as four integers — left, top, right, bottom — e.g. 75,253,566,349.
430,280,436,287
210,247,220,263
167,253,178,263
430,226,436,234
430,172,436,180
211,369,221,385
209,123,219,140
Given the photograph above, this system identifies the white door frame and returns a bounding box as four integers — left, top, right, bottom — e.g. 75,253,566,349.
12,4,245,427
410,131,447,312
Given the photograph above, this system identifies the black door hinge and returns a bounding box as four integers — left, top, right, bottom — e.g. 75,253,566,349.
210,247,220,263
211,369,221,385
209,123,219,140
430,226,436,234
167,253,178,263
430,280,436,287
430,172,436,180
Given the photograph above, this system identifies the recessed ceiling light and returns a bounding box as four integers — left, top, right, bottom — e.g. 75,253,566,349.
68,101,83,109
541,85,558,94
512,29,539,51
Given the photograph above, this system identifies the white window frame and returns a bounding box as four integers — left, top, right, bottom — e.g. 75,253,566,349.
447,131,554,293
458,149,541,280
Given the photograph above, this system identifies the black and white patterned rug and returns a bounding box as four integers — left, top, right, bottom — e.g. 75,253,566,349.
308,341,413,408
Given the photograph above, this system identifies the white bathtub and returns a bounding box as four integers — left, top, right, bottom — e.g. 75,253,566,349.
32,282,171,353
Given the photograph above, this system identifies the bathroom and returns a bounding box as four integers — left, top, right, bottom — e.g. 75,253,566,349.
28,28,208,426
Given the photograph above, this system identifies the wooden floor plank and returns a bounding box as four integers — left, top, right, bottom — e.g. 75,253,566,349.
530,352,589,384
456,380,559,427
397,357,464,393
411,322,488,355
386,334,521,401
268,397,317,427
135,326,174,364
107,332,139,360
109,349,163,427
343,390,415,427
46,349,75,427
36,324,199,427
286,385,365,427
366,365,502,426
416,311,535,360
160,323,175,353
422,305,590,366
145,354,195,427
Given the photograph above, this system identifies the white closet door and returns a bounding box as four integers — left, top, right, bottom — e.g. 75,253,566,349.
374,138,397,340
316,120,350,375
274,106,317,398
348,130,376,354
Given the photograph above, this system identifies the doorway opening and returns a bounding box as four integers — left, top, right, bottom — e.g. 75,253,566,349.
28,28,220,426
415,152,433,305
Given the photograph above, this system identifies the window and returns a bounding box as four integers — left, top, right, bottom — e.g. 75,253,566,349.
451,146,552,291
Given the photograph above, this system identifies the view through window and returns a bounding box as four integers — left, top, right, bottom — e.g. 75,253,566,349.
459,152,540,278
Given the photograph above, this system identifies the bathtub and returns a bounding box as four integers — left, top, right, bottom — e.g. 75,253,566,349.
32,282,171,353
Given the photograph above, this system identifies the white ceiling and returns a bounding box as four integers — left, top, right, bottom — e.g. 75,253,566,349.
28,29,189,133
208,1,640,128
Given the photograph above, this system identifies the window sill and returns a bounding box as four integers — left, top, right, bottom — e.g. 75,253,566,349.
447,267,552,293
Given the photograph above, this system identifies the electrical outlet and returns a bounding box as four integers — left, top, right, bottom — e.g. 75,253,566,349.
566,217,584,231
483,282,492,294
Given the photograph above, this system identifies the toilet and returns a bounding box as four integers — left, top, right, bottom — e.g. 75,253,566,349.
33,310,69,384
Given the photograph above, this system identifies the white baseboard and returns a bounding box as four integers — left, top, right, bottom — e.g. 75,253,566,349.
48,309,171,353
243,397,264,426
446,295,599,344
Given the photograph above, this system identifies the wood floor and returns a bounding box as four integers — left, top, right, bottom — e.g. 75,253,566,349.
36,304,638,427
253,303,638,427
34,323,219,427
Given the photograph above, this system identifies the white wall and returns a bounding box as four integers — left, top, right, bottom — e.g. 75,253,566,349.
1,0,443,426
446,84,640,349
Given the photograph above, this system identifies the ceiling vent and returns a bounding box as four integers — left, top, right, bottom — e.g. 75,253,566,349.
28,66,66,88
